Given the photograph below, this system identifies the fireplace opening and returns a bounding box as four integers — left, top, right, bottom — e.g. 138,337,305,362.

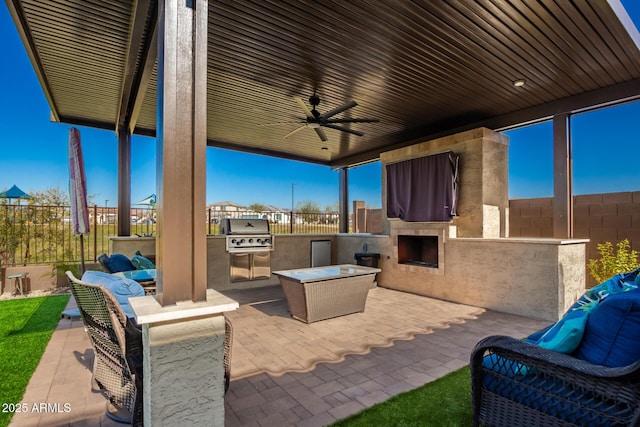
398,235,438,268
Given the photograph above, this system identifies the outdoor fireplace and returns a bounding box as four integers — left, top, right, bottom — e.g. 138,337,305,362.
398,235,438,268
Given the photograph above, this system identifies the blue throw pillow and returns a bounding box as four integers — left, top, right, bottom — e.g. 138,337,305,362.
81,270,145,318
103,254,136,273
574,289,640,367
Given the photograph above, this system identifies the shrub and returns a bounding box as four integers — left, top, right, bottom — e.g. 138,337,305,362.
587,239,639,284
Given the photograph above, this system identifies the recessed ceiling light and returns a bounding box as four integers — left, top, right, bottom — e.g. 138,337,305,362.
513,79,526,87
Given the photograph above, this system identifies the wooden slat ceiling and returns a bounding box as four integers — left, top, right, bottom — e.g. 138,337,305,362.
7,0,640,168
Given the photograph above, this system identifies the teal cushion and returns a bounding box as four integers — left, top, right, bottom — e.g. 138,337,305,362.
81,271,145,318
534,305,593,354
527,267,640,354
574,289,640,367
131,253,155,270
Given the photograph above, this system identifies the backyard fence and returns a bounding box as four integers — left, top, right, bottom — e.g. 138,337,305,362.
0,204,342,267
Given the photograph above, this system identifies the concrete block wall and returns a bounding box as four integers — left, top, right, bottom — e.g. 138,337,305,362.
509,191,640,285
509,198,554,237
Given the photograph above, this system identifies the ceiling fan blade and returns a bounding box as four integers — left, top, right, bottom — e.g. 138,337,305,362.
323,118,380,124
323,124,365,137
314,127,328,142
295,97,314,119
258,120,306,126
319,100,358,120
284,125,307,139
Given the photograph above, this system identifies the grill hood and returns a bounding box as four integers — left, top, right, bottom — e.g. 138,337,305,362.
219,218,270,235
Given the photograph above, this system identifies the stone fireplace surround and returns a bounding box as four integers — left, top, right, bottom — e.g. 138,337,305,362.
389,220,453,276
375,128,588,322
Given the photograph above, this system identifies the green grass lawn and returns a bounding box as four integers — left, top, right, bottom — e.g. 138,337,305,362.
331,366,473,427
0,294,70,427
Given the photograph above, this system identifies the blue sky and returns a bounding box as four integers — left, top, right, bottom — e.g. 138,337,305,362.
0,2,638,210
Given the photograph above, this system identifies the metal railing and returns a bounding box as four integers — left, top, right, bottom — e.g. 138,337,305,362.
0,204,341,266
206,209,340,235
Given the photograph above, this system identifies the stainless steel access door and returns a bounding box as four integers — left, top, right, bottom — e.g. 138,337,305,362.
252,252,271,280
230,252,271,282
311,240,331,267
230,253,251,282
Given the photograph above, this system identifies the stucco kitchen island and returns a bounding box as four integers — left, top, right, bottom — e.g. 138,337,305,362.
274,264,381,323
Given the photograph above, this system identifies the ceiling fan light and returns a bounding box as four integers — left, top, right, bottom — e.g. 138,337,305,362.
308,122,320,129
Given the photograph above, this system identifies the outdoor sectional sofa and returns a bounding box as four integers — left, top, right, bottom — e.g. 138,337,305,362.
470,268,640,426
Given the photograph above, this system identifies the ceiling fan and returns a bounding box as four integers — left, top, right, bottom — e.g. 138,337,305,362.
267,94,379,142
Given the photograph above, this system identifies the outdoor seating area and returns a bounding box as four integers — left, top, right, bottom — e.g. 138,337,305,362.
65,270,233,425
10,284,548,426
471,268,640,426
97,252,157,295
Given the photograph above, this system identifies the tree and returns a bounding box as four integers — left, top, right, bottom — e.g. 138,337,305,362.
324,202,338,214
29,187,70,206
0,204,29,266
248,203,267,213
323,202,339,224
296,200,321,223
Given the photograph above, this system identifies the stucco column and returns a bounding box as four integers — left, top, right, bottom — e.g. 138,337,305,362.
156,0,208,304
135,0,239,425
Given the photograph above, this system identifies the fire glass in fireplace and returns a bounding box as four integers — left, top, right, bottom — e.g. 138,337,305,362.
398,235,438,268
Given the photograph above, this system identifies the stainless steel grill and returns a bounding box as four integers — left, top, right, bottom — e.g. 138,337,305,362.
220,218,273,253
220,218,273,282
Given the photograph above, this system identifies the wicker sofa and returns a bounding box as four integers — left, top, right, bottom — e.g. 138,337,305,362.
471,335,640,426
470,269,640,427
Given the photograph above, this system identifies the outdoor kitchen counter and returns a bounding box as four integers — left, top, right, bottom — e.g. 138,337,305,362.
274,264,381,323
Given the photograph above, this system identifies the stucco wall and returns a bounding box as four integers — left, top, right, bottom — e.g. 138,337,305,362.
377,237,587,322
110,232,585,322
109,236,156,259
113,234,341,291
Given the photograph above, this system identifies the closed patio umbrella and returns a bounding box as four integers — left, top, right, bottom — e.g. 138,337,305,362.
68,127,90,274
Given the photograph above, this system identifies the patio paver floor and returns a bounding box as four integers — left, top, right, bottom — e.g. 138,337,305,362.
9,285,548,427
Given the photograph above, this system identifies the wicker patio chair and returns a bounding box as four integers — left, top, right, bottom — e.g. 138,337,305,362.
67,271,233,424
66,271,143,425
470,335,640,427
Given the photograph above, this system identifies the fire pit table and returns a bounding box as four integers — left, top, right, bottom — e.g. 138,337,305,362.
274,264,381,323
